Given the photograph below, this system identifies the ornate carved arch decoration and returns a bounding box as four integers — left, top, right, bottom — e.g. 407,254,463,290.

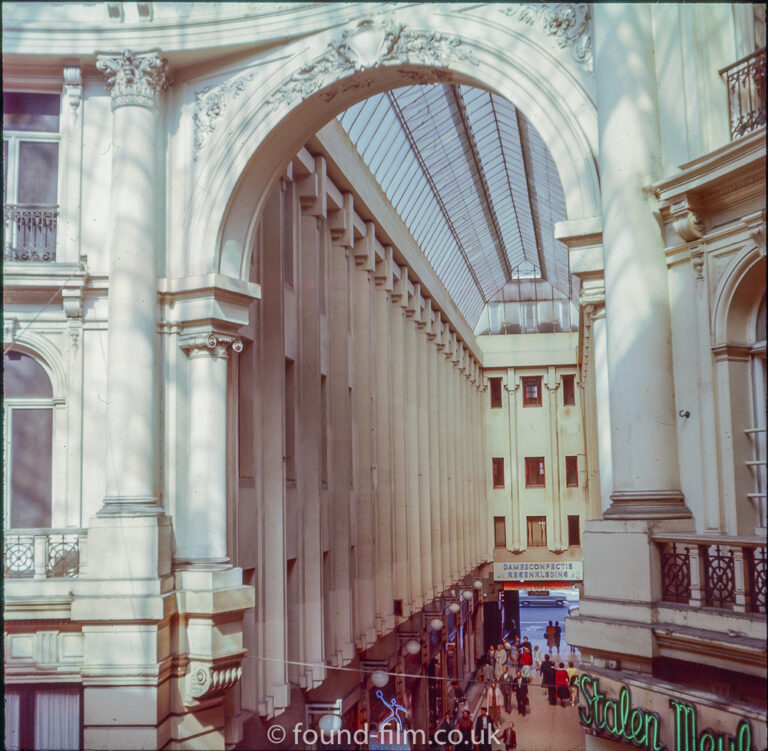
182,8,599,281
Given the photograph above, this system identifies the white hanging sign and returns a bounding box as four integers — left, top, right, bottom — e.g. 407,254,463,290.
493,561,583,581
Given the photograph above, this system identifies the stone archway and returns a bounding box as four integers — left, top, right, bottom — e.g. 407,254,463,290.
182,5,600,280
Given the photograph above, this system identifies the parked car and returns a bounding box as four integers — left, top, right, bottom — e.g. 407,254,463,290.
519,590,566,607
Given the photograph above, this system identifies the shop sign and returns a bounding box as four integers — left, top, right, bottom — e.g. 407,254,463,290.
494,561,582,581
578,674,754,751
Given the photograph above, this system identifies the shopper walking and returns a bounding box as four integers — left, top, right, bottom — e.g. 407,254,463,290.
494,643,507,680
554,622,562,653
545,621,556,651
512,671,529,716
502,721,517,751
499,665,514,713
518,646,533,683
436,712,454,750
566,661,579,706
540,655,556,705
485,681,504,726
456,709,473,751
555,662,570,707
474,707,495,751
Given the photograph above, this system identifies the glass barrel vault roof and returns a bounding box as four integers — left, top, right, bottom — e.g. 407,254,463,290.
337,84,570,331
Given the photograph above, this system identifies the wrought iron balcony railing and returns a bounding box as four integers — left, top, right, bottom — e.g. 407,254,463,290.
655,534,766,615
720,47,766,140
3,203,58,262
3,529,84,579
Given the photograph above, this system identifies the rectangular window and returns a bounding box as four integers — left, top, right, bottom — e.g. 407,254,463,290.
565,455,578,487
568,515,581,547
489,377,503,408
522,376,542,406
284,358,296,481
494,517,506,547
3,92,61,262
492,457,505,488
525,457,545,487
3,686,81,750
562,374,575,406
526,516,547,547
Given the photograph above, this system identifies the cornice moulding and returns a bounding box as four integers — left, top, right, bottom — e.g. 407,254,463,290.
654,128,766,205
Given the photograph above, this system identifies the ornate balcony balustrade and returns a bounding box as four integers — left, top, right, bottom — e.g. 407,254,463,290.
3,203,58,262
720,47,766,140
3,529,84,579
655,534,766,615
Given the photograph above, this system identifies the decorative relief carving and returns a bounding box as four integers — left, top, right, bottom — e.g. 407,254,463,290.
63,67,83,111
267,18,478,111
193,69,258,152
194,17,475,152
96,50,169,110
673,209,705,243
185,659,243,704
688,244,706,282
180,332,243,358
498,3,592,70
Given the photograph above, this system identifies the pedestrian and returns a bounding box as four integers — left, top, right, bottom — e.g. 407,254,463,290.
481,659,494,684
487,644,496,665
485,681,504,726
566,661,579,706
545,621,556,651
499,665,514,713
540,654,556,705
456,709,473,751
555,662,570,707
512,671,528,716
494,643,507,679
554,621,562,653
474,707,495,751
521,636,531,653
436,712,453,750
532,645,542,672
502,721,517,751
518,646,533,683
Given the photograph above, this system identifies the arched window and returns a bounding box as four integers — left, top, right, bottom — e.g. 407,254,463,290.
3,351,53,528
749,294,766,532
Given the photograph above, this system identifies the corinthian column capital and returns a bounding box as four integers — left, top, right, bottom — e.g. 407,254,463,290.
96,50,169,110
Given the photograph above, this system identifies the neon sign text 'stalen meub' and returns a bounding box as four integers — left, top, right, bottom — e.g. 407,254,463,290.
578,674,754,751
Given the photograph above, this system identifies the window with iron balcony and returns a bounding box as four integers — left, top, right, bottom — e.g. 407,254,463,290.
3,92,61,262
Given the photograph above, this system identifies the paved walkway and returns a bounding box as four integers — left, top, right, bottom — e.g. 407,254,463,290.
467,647,586,751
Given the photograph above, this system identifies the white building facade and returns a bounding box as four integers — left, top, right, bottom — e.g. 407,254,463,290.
2,3,765,750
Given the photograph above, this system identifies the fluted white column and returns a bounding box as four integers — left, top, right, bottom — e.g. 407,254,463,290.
594,4,690,519
96,50,168,516
428,321,443,591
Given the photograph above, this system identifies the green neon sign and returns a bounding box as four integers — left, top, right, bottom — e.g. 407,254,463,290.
670,698,754,751
578,674,755,751
578,675,664,750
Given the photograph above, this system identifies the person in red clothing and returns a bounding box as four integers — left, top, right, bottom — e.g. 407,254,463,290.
518,646,533,682
555,662,571,707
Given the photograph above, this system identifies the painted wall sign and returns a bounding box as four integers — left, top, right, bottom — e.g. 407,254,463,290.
578,674,755,751
494,561,583,581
